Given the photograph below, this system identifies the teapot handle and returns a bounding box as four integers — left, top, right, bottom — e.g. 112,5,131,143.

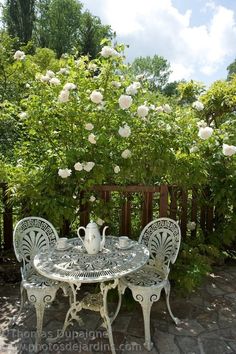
77,226,86,244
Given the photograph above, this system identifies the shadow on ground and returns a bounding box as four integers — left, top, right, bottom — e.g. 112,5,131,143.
0,265,236,354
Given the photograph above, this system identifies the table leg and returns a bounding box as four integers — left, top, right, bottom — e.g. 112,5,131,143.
47,282,82,343
100,279,120,354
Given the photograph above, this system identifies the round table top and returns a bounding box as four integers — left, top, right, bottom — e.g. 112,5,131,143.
34,236,149,283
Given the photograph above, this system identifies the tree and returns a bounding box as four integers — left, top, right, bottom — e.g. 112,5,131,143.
79,10,112,59
131,55,171,90
35,0,82,57
3,0,35,43
227,58,236,80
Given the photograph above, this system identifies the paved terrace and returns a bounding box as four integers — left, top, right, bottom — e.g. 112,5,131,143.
0,264,236,354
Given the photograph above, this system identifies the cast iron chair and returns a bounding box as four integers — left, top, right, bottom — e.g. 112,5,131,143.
11,217,68,347
120,217,181,350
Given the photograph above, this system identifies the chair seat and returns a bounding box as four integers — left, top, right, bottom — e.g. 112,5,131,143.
122,265,167,288
23,273,59,289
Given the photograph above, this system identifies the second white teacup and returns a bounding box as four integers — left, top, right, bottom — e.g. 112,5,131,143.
119,236,129,248
57,237,68,249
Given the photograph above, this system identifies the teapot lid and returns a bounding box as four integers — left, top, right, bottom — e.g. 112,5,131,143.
86,220,99,228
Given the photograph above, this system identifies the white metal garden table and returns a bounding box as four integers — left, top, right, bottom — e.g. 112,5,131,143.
34,235,149,354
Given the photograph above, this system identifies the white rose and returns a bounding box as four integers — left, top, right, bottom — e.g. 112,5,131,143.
222,144,236,156
49,77,61,85
163,104,172,113
187,221,196,231
190,146,199,153
13,50,25,60
88,133,97,144
58,168,72,178
156,106,164,113
96,218,104,226
85,123,94,131
83,161,95,172
114,165,120,173
197,120,207,128
112,81,121,88
18,112,28,119
88,63,98,71
101,46,118,58
58,90,70,103
137,105,149,118
121,149,132,159
58,68,69,75
192,101,204,111
118,124,131,138
63,82,76,90
46,70,55,78
126,84,138,96
133,81,141,89
136,74,145,80
74,162,83,171
198,127,213,140
118,95,132,110
40,75,50,82
90,90,103,104
89,195,96,202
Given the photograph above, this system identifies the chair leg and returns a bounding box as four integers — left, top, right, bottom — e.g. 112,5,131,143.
34,300,46,349
140,298,153,351
164,280,180,325
27,288,58,349
10,283,27,326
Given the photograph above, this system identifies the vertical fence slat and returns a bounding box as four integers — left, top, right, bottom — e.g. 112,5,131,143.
79,191,89,227
141,192,153,229
180,189,188,239
159,185,169,217
2,183,13,250
120,193,131,236
191,187,198,237
205,187,214,233
100,191,111,231
169,186,178,220
206,206,214,233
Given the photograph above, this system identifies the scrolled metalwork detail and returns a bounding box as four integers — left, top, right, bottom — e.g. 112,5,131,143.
135,294,144,302
150,294,159,302
28,294,37,303
43,294,53,304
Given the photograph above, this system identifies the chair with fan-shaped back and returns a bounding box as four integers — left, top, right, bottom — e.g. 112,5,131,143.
120,217,181,351
12,217,63,347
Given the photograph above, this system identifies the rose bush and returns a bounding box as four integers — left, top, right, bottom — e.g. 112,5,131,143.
1,36,236,292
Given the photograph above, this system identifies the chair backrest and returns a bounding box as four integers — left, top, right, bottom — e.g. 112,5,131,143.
139,217,181,272
13,217,59,277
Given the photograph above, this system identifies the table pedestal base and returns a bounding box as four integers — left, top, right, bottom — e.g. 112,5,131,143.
48,279,122,354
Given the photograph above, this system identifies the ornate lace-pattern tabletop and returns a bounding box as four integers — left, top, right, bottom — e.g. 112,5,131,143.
34,236,149,283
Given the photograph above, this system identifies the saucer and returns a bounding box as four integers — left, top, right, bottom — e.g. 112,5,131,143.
55,244,72,251
115,243,133,250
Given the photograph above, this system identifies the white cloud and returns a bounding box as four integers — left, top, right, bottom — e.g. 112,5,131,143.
82,0,236,83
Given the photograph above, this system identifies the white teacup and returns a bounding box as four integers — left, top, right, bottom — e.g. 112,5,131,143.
119,236,129,248
57,237,68,249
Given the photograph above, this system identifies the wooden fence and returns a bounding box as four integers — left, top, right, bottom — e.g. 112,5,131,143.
0,183,13,250
0,183,214,250
80,184,214,239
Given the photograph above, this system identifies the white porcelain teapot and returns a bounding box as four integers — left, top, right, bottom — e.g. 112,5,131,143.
77,221,108,254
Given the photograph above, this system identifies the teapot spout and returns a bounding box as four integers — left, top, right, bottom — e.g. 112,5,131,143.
100,226,108,250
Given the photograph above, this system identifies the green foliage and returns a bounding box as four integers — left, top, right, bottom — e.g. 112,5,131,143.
130,55,171,90
3,0,35,43
227,58,236,80
177,80,205,104
79,11,112,59
1,36,236,293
